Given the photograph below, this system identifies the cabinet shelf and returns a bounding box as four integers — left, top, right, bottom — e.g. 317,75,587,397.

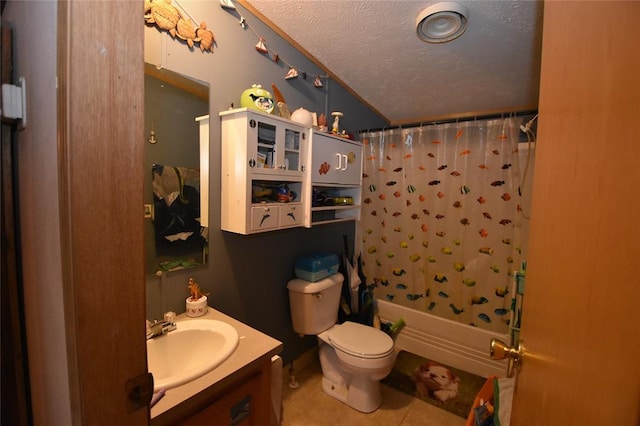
250,170,304,180
253,202,296,207
310,207,360,225
311,204,360,212
311,217,357,226
305,130,363,227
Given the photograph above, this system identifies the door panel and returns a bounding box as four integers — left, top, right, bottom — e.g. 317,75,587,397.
513,2,640,424
58,1,149,424
311,132,362,186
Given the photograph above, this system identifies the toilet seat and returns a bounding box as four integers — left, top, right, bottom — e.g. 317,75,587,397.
328,321,394,359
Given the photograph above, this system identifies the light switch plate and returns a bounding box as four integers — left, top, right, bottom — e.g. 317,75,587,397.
144,204,153,219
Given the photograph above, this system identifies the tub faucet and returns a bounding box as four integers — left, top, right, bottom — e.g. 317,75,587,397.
146,313,177,339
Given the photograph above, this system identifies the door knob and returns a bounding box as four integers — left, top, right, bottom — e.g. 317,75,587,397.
490,338,524,377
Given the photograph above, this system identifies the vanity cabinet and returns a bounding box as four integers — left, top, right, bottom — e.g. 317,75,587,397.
177,359,271,426
306,130,363,226
220,108,309,234
149,308,282,426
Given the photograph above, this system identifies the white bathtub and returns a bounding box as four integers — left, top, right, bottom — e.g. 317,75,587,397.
376,299,508,378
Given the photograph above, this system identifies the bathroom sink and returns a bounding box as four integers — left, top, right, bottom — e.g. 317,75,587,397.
147,319,239,391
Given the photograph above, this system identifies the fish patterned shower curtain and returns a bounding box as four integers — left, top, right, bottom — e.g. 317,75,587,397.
358,118,529,334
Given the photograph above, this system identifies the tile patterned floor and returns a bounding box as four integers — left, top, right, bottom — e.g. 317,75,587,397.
280,358,467,426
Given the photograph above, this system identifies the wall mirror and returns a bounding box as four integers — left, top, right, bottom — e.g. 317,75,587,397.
144,63,210,275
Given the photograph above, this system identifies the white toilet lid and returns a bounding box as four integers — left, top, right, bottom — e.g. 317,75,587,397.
328,321,394,359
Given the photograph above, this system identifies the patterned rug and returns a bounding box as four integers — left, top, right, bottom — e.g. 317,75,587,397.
382,350,487,419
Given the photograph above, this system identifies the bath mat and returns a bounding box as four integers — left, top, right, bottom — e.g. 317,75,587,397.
382,350,487,419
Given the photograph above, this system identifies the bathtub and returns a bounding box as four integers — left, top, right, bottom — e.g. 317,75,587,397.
376,299,507,378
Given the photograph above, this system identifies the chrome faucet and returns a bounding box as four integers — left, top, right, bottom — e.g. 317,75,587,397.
146,312,177,339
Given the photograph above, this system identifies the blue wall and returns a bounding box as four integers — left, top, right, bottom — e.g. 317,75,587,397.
144,0,387,363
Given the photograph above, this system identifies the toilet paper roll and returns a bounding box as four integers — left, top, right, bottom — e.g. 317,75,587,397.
270,355,283,425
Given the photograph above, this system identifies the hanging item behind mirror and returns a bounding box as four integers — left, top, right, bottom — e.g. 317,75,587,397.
151,164,205,270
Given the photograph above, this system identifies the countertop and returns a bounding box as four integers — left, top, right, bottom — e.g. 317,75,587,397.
150,307,283,423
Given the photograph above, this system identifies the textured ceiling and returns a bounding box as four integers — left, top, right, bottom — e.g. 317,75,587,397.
243,0,544,125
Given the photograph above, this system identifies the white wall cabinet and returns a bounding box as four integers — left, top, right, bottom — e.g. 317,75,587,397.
220,108,308,234
306,130,363,226
220,109,362,234
310,131,362,186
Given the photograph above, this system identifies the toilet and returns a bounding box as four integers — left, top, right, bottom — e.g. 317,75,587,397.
287,273,396,413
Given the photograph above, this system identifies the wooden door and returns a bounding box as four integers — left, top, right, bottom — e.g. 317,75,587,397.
511,2,640,424
58,1,149,423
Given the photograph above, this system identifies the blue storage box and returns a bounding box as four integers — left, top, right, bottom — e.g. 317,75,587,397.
294,253,340,282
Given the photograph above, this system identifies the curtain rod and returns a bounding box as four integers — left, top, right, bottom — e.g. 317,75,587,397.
360,109,538,134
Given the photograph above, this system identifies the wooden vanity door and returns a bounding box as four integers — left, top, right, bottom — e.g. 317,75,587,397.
179,360,272,426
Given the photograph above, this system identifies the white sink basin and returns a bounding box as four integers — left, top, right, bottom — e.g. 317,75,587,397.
147,319,239,391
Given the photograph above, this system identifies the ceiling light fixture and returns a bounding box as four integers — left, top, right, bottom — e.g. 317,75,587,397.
416,2,469,43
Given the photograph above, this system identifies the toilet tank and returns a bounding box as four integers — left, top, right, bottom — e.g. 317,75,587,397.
287,273,344,335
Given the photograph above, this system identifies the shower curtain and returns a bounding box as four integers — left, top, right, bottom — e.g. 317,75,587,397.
358,118,528,334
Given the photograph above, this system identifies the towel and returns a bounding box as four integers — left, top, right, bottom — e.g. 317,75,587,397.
494,377,515,426
270,355,283,425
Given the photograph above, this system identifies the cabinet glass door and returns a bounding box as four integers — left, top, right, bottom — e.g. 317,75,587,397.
284,128,300,172
256,120,276,169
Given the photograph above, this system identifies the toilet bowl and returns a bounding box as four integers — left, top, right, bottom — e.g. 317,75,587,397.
287,273,397,413
317,321,396,413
